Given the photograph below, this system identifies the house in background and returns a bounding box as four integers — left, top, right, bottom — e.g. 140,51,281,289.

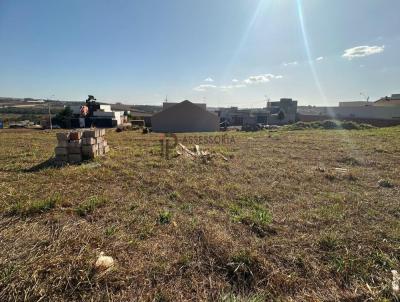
339,101,372,107
374,94,400,107
151,100,219,133
298,93,400,126
266,98,298,125
216,98,297,127
67,96,126,128
338,94,400,108
128,110,153,127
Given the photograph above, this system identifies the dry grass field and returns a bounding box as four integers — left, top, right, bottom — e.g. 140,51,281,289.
0,127,399,301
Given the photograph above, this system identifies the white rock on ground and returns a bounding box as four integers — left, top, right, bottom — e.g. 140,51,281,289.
392,270,399,295
95,252,114,270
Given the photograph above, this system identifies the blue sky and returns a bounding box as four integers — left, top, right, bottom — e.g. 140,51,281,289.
0,0,399,107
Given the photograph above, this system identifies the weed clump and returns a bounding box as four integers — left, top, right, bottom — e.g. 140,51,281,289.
227,250,261,290
325,173,336,181
168,191,180,201
220,293,266,302
105,225,117,236
378,179,394,188
75,196,107,217
337,156,361,166
285,120,374,131
341,121,364,130
159,210,172,224
318,234,340,251
231,205,272,227
230,196,273,237
7,194,61,216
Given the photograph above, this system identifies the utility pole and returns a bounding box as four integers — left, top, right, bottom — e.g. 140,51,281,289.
48,94,55,130
48,102,53,130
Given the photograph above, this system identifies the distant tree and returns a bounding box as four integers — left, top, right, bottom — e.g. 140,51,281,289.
54,106,73,128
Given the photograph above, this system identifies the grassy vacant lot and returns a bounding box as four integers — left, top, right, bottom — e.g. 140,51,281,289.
0,127,399,301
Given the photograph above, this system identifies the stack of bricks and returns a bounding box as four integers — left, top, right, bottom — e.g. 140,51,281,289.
54,129,109,164
82,129,109,159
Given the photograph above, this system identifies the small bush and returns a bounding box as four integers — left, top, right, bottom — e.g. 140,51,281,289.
341,121,359,130
321,120,340,129
285,122,312,130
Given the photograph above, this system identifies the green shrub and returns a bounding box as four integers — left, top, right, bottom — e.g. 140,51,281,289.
159,210,172,224
285,120,374,131
230,203,272,227
341,121,359,130
321,120,340,129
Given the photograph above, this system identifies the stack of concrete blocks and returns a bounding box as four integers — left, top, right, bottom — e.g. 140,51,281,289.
54,129,109,164
54,131,82,164
81,129,109,159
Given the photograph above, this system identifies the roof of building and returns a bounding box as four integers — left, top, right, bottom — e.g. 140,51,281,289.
154,100,214,117
375,94,400,103
151,100,219,133
162,101,206,111
129,110,153,117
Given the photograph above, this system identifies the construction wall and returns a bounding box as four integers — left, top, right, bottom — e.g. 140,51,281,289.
311,106,400,120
